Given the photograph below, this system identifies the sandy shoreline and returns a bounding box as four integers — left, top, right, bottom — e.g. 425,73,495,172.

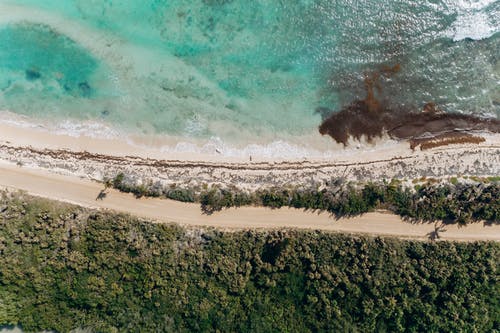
0,112,399,162
0,121,499,190
0,121,498,240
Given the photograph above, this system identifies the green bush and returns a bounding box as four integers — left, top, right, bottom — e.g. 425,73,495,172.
108,173,500,224
165,188,195,203
0,192,498,332
112,172,124,188
259,189,290,208
200,188,226,213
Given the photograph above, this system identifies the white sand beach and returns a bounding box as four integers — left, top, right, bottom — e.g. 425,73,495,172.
0,121,498,241
0,121,499,189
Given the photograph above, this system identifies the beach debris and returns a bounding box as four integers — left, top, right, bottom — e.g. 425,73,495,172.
409,132,486,150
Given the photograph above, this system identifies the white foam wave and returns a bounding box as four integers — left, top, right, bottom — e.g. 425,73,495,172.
453,0,497,10
446,0,499,41
170,138,328,159
0,110,120,139
162,135,401,160
450,11,497,41
0,109,405,160
52,120,120,139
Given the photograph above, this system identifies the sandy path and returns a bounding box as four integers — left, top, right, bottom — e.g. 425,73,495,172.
0,163,498,241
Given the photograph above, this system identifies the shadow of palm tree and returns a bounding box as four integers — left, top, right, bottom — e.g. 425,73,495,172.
426,222,447,241
96,190,107,201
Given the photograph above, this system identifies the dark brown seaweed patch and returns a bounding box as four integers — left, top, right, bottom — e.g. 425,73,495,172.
319,65,500,147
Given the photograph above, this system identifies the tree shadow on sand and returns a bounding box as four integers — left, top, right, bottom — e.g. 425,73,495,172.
96,189,108,201
426,222,447,241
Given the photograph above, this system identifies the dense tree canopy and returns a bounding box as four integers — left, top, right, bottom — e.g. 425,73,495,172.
0,192,498,332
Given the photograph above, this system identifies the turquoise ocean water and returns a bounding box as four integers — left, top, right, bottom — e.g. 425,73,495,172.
0,0,498,152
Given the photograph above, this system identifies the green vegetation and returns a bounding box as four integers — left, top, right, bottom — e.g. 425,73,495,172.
109,173,196,202
0,192,498,332
109,173,500,224
488,176,500,183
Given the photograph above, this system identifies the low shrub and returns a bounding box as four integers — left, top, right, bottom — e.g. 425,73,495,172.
107,173,500,224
